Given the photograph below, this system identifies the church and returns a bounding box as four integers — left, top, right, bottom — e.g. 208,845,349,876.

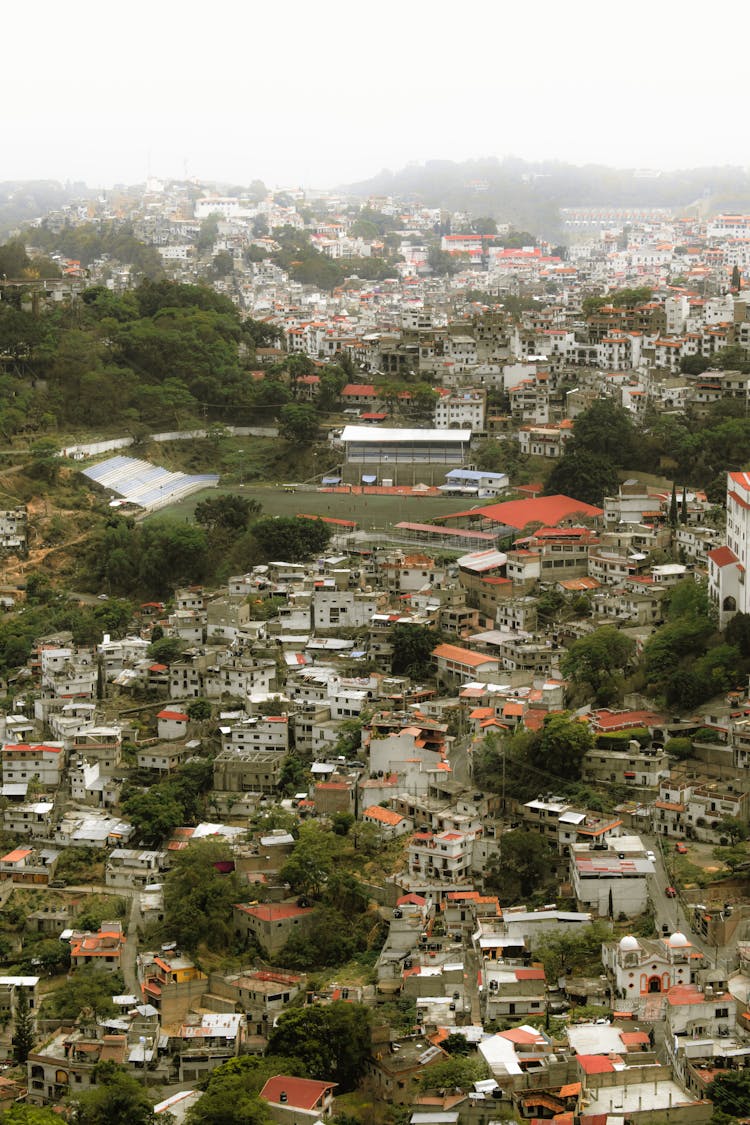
603,931,704,1002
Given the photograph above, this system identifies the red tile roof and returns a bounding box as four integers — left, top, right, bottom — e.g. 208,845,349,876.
260,1076,337,1111
441,494,602,530
577,1055,616,1074
708,545,739,568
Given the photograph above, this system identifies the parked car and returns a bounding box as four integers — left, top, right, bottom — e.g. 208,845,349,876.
666,886,677,898
676,842,688,854
646,850,656,862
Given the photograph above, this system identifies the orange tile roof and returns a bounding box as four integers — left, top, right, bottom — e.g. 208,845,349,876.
433,643,498,668
363,805,404,826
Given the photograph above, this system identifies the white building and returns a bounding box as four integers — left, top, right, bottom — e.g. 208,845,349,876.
603,932,704,1005
708,470,750,625
433,390,486,431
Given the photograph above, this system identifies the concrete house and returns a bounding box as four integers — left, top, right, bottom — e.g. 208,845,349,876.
260,1075,337,1124
156,709,189,740
233,902,316,958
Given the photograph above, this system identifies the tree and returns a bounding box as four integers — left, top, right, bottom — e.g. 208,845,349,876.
147,636,186,665
197,213,221,250
418,1055,488,1091
42,966,120,1021
212,250,234,278
725,611,750,657
716,817,748,844
708,1069,750,1115
535,922,612,981
122,789,184,846
279,906,365,970
12,986,34,1064
195,494,260,536
21,938,70,975
267,1002,371,1091
485,829,555,903
568,398,636,467
279,822,341,898
536,711,594,782
731,264,742,292
0,1108,67,1125
390,623,444,679
72,1060,156,1125
560,626,635,706
187,698,212,721
250,517,331,562
544,448,618,507
278,403,320,444
669,483,678,529
188,1055,303,1125
664,737,693,760
28,439,61,484
443,1032,473,1055
427,245,460,276
473,217,498,235
163,840,245,952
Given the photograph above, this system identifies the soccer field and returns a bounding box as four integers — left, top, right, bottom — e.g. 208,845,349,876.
146,484,466,532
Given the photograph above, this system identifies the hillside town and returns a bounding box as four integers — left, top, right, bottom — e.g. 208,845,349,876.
4,181,750,1125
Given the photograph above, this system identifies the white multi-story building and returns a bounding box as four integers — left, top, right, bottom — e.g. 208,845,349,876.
219,715,289,754
433,390,486,430
708,471,750,625
1,743,65,788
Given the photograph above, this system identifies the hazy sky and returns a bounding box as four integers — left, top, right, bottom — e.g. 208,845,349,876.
5,0,747,189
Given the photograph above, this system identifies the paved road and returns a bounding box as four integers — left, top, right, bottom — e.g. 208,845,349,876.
643,835,735,973
122,890,142,995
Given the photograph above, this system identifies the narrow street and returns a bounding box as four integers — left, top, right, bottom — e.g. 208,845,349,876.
122,890,142,996
644,835,734,973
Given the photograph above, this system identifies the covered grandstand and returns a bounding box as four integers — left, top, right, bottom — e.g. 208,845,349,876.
81,455,218,512
339,425,471,486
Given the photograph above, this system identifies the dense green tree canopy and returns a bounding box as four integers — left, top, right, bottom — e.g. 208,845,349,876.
536,711,594,781
267,1002,371,1091
279,822,341,898
249,516,331,562
187,1056,302,1125
561,626,635,705
708,1069,750,1116
418,1055,488,1091
544,448,619,506
484,829,555,903
162,839,245,952
0,1107,67,1125
194,494,261,535
71,1060,156,1125
42,966,120,1021
278,403,320,443
390,623,444,679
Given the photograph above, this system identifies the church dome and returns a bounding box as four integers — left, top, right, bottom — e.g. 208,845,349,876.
619,935,639,951
669,931,689,947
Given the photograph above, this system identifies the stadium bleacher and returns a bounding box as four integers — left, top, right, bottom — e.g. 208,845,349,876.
81,456,218,512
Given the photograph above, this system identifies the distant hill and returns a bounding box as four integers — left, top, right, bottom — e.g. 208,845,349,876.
0,181,93,238
344,158,750,240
